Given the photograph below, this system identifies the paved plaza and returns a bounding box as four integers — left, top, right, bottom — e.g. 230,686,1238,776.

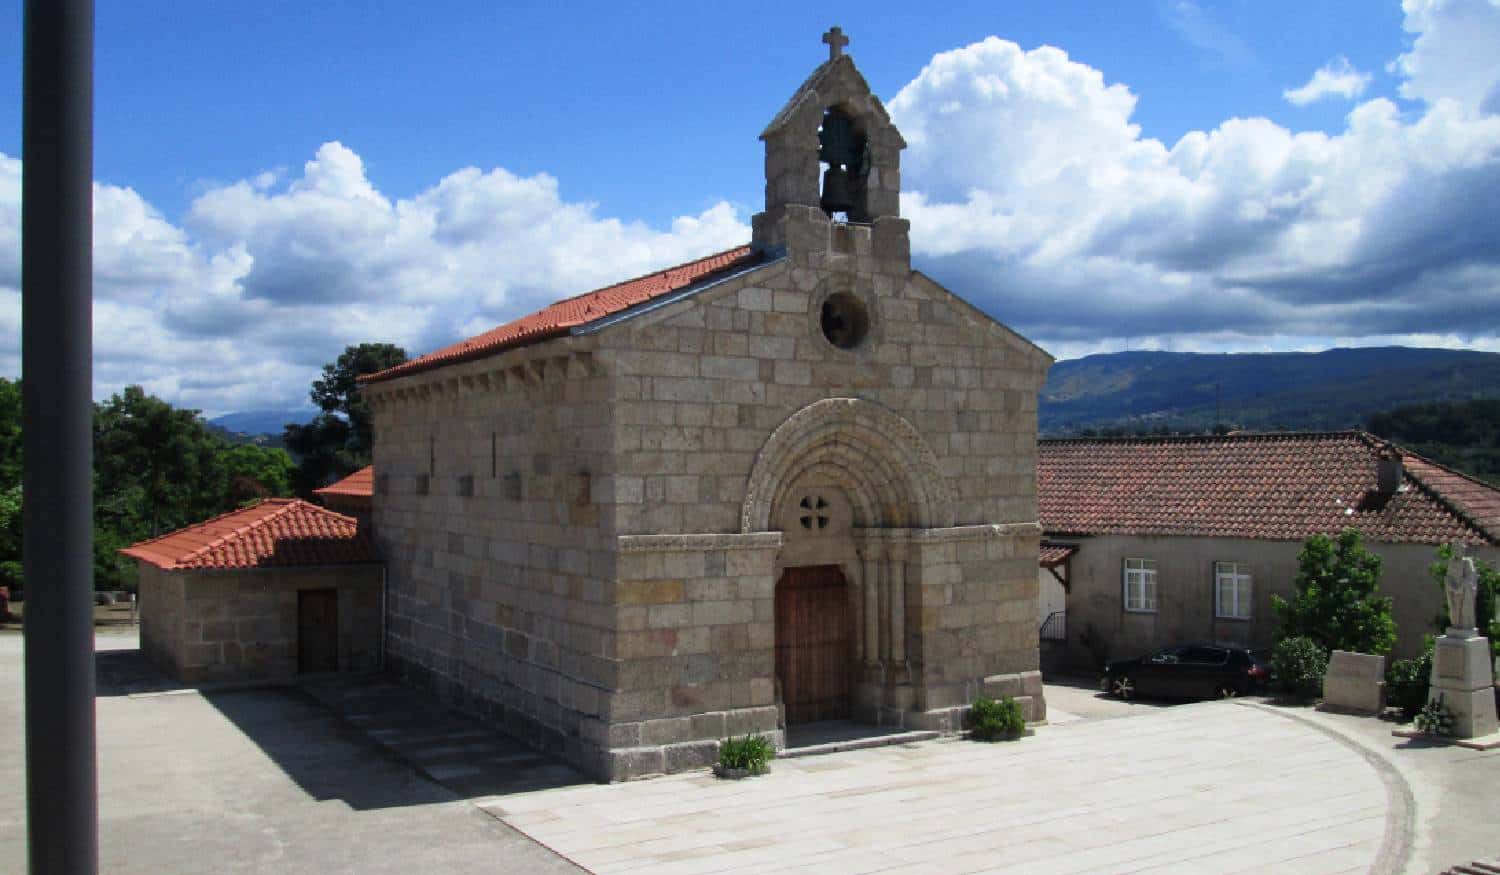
2,632,1497,873
486,701,1395,874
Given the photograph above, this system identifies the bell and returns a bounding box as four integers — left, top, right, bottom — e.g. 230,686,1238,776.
819,112,859,167
820,167,856,215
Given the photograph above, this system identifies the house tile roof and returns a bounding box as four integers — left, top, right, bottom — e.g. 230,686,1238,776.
120,499,378,571
363,245,763,384
314,465,374,499
1038,431,1500,546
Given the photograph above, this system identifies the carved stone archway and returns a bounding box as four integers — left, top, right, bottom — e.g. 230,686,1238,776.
741,398,952,534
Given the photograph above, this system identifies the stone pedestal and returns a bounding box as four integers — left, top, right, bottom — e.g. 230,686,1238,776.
1430,630,1499,739
1321,650,1385,715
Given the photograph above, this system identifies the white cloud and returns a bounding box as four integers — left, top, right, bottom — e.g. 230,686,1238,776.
5,1,1500,417
1394,0,1500,114
1283,56,1373,105
0,144,748,416
887,3,1500,359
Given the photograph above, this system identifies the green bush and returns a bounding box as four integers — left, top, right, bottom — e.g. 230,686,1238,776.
1386,640,1434,721
1271,636,1328,701
970,695,1026,741
717,734,774,774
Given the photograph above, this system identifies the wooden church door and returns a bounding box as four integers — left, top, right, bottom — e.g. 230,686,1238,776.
774,565,852,724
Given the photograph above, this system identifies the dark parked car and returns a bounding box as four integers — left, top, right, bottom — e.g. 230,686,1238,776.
1101,644,1270,701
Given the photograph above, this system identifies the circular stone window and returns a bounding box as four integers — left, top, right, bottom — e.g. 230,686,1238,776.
820,291,869,350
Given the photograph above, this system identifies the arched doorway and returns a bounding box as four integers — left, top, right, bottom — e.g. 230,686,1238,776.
746,398,953,727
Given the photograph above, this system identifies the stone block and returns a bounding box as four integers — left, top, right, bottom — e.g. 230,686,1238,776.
1321,650,1386,715
982,673,1021,700
604,746,665,782
664,739,719,772
725,705,779,736
690,710,727,739
640,715,693,746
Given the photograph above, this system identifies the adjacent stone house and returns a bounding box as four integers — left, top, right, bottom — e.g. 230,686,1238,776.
359,38,1052,781
1038,432,1500,669
123,498,382,683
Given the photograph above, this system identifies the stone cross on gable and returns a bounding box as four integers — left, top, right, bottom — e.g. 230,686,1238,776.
822,26,849,60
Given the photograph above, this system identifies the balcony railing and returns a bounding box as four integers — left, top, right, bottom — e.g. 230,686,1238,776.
1039,610,1066,642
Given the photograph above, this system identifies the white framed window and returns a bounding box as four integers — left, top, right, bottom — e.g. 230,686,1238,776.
1215,561,1252,620
1124,558,1157,613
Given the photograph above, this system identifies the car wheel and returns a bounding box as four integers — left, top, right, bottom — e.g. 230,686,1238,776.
1216,683,1240,699
1112,675,1136,700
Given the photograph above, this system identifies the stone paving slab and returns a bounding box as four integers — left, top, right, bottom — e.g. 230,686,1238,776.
482,701,1399,874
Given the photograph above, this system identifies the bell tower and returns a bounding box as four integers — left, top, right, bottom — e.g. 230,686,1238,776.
752,27,909,264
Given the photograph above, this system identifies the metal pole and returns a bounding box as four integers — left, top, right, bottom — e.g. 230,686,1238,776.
23,1,98,873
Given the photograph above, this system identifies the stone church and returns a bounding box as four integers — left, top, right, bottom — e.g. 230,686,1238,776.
359,31,1052,781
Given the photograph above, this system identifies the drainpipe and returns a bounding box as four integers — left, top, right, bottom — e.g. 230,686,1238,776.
378,563,387,672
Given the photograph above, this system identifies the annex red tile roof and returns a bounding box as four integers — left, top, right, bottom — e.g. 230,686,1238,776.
314,465,373,499
1038,431,1499,546
1040,542,1078,568
363,245,762,383
120,499,378,571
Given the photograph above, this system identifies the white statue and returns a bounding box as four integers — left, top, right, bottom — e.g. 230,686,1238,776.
1444,543,1480,632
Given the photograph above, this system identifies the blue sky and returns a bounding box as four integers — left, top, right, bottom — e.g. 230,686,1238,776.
2,0,1499,415
3,1,1410,224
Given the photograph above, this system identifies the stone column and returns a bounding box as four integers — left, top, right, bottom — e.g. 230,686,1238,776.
863,544,882,666
889,546,906,664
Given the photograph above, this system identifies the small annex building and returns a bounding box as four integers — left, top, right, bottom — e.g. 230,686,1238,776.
358,32,1052,781
1037,432,1500,669
123,498,383,683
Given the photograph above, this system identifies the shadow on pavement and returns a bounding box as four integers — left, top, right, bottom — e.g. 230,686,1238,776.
93,645,588,808
201,685,458,811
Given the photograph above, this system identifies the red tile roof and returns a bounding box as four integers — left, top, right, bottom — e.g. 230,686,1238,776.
314,465,374,499
1401,454,1500,543
1040,542,1078,568
363,245,762,383
120,499,378,571
1038,432,1499,546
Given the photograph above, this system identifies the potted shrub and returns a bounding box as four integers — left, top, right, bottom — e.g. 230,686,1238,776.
714,733,773,779
969,695,1026,741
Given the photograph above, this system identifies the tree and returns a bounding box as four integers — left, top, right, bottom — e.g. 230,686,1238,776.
221,443,297,505
0,380,21,588
93,386,298,589
1272,528,1396,656
284,343,406,494
94,386,229,541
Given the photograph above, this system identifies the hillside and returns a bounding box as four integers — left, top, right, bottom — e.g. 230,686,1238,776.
1040,347,1500,436
1368,399,1500,485
208,408,313,442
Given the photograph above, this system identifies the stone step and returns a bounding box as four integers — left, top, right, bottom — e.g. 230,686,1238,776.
778,729,939,758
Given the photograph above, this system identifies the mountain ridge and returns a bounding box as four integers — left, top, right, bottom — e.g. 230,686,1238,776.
1040,346,1500,436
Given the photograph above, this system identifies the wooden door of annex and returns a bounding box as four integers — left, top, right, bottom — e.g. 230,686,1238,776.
774,564,852,724
297,588,339,674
